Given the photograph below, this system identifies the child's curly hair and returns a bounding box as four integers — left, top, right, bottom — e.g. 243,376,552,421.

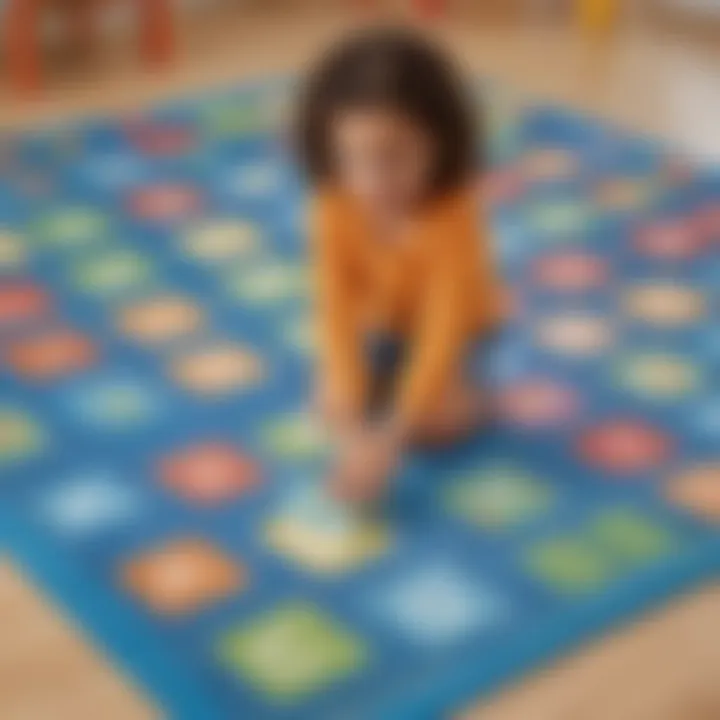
296,28,480,196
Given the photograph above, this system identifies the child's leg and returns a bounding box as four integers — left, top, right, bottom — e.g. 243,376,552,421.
409,375,487,447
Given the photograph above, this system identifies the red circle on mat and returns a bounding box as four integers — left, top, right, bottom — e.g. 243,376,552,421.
693,205,720,240
523,147,578,181
634,220,706,260
577,420,673,475
498,379,579,429
0,282,51,329
531,252,609,291
159,442,259,505
480,169,524,207
127,123,197,157
129,185,202,222
5,328,97,380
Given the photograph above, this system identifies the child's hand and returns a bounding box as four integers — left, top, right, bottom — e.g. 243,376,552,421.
329,422,404,504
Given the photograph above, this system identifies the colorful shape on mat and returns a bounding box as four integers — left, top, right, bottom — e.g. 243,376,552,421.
695,204,720,238
577,419,674,475
222,162,280,198
0,231,27,270
522,147,577,181
527,200,589,238
0,408,45,464
72,249,155,296
201,102,268,137
497,378,579,429
226,263,308,304
5,328,97,380
0,281,51,329
129,184,202,222
121,538,245,616
634,220,706,261
624,283,706,327
614,352,700,400
158,442,259,505
524,537,615,594
117,295,204,345
261,413,327,460
373,563,509,645
535,313,614,357
283,314,315,354
183,221,259,263
127,122,197,157
588,508,681,564
445,464,553,529
60,373,165,431
266,483,390,572
531,252,609,292
169,343,264,396
666,464,720,523
594,177,652,211
217,603,366,701
35,208,109,249
39,469,141,535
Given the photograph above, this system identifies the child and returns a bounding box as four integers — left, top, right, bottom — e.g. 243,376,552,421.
296,29,502,503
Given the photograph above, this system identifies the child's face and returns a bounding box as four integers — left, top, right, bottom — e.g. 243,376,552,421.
331,108,434,217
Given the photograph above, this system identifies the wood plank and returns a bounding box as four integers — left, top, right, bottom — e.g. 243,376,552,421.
0,561,156,720
460,585,720,720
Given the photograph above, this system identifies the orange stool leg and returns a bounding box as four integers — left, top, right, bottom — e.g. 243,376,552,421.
138,0,176,67
412,0,448,20
67,0,101,56
4,0,44,94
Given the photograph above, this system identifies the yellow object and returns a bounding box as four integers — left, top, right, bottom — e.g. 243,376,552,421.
577,0,620,32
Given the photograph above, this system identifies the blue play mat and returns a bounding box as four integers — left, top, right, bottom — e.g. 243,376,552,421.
0,79,718,719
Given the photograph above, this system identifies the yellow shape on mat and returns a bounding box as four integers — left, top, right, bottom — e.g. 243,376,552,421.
266,516,390,573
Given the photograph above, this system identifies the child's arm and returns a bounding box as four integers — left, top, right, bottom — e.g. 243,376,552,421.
394,197,487,435
312,195,367,426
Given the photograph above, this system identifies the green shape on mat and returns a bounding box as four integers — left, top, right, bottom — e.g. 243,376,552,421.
446,465,553,529
201,102,268,137
262,413,328,460
0,408,45,465
226,263,308,304
0,230,28,271
524,537,616,594
35,208,110,249
527,200,590,238
72,249,155,296
589,508,681,564
613,352,701,401
217,603,367,701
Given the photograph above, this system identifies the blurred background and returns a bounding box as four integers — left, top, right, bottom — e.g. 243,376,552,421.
0,2,719,720
1,0,720,159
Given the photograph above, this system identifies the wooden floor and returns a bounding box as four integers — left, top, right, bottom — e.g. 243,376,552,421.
1,7,719,719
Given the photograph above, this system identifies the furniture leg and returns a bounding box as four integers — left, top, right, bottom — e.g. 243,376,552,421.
138,0,176,67
4,0,44,94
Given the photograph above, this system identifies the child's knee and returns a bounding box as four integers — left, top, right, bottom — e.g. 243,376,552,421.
411,384,487,447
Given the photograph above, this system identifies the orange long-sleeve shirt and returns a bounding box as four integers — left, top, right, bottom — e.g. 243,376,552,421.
311,186,502,428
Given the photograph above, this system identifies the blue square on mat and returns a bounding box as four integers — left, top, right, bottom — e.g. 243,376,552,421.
38,470,141,536
373,563,509,646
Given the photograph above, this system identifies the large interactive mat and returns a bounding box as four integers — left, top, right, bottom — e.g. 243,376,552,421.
0,79,718,719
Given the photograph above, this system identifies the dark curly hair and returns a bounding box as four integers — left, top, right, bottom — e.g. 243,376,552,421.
295,28,480,196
